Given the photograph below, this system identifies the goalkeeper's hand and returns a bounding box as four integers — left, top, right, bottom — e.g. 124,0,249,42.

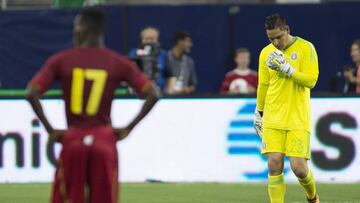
253,109,263,138
266,50,295,77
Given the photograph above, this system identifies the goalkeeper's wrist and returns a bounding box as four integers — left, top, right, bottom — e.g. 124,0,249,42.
256,108,263,117
281,63,295,77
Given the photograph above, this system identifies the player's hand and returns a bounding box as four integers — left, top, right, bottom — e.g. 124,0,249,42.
253,109,263,138
49,129,65,143
114,128,132,141
266,50,295,77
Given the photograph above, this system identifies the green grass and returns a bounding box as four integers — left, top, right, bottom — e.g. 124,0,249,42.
0,183,359,203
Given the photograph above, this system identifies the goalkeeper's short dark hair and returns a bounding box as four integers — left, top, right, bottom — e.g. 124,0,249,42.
80,6,106,35
265,13,288,30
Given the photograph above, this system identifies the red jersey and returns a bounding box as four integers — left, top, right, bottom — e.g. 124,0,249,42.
220,69,258,93
31,47,150,128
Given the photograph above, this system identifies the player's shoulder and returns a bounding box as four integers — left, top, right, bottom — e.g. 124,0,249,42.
183,54,195,66
225,69,237,77
260,43,275,56
43,48,77,64
249,69,258,76
296,36,312,45
226,69,257,77
263,43,276,52
49,48,75,59
296,37,316,49
103,48,132,62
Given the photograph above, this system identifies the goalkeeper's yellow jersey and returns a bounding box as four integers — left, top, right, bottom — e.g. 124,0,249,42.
258,37,319,132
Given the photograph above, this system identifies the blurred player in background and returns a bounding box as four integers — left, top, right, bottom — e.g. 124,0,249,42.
344,39,360,94
254,14,320,203
26,7,160,203
220,48,258,94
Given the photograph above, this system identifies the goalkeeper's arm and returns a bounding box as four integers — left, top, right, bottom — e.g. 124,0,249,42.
256,83,268,111
290,71,318,89
267,50,318,89
254,83,268,138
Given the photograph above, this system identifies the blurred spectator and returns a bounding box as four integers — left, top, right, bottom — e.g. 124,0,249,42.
129,27,169,90
344,39,360,94
166,31,197,95
220,48,258,94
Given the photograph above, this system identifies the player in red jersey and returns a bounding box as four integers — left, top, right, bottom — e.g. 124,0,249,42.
26,7,161,203
220,48,258,94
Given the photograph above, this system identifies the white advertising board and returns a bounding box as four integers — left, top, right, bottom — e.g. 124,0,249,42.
0,98,359,183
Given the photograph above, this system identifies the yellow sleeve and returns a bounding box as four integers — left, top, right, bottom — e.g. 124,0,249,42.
258,48,270,85
256,49,270,111
256,83,268,111
290,42,319,89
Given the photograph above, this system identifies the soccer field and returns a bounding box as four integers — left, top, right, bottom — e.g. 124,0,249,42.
0,183,359,203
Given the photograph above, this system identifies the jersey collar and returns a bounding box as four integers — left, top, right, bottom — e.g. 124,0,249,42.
283,36,298,51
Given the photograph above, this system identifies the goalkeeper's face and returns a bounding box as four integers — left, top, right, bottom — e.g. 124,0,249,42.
266,28,289,50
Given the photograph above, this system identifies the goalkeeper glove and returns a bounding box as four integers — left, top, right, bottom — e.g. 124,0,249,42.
266,50,295,77
253,109,263,138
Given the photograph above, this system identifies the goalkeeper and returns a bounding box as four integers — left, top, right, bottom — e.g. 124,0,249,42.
254,13,320,203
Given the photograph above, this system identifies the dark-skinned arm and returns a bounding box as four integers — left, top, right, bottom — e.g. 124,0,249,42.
115,83,162,140
26,83,64,142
